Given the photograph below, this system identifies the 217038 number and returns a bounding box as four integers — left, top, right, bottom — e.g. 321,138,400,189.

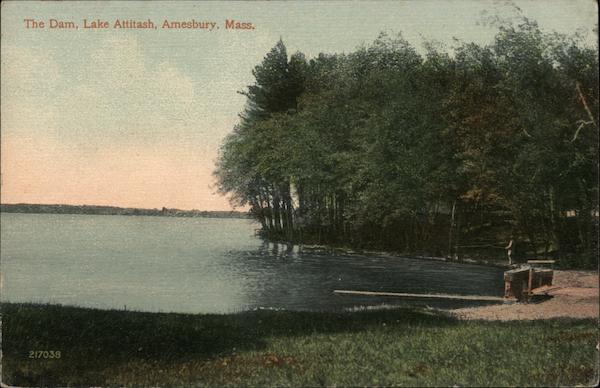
28,350,61,359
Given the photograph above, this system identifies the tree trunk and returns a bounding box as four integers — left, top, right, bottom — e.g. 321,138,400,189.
448,200,456,257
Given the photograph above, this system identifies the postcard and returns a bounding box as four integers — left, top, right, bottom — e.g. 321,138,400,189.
1,0,598,386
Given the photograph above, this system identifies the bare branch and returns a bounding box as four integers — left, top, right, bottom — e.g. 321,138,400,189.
576,81,597,127
571,120,594,142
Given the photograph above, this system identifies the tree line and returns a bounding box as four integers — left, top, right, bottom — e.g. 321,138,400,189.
0,204,250,219
215,20,598,267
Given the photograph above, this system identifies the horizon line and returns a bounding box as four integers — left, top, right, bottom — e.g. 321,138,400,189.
0,202,245,213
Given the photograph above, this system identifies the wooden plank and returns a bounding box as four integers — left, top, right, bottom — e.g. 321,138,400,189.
505,267,531,273
527,260,556,264
531,285,562,295
504,268,530,282
527,267,534,300
333,289,508,302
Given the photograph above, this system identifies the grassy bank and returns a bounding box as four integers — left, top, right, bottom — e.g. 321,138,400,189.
1,303,598,386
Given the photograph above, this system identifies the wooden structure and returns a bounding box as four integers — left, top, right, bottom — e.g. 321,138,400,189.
504,265,553,301
333,290,508,302
334,263,555,304
527,259,556,268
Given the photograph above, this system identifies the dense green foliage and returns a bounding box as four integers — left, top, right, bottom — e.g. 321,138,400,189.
2,303,597,386
215,22,598,267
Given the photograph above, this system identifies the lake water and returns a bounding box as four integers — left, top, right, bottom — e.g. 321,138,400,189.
1,213,505,314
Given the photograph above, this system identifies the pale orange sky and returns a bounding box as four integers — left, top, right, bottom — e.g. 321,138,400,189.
1,135,232,210
1,1,596,210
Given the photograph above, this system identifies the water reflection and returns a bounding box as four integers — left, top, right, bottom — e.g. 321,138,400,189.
231,241,505,312
1,214,505,314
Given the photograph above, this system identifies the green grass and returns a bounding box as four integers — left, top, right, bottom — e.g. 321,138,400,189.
1,303,598,387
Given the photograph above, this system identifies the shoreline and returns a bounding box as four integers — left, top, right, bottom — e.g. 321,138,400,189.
0,204,250,219
448,270,599,321
2,270,597,384
291,243,512,269
2,269,595,323
1,301,597,386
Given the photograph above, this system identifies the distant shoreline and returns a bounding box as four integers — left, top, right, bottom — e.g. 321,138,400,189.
0,203,250,219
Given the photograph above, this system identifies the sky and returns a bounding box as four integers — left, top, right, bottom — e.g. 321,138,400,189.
1,0,597,210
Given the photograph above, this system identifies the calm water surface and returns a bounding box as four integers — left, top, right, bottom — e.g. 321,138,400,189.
1,213,505,313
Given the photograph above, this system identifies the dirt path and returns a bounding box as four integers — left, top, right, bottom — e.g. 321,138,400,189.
450,270,599,321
